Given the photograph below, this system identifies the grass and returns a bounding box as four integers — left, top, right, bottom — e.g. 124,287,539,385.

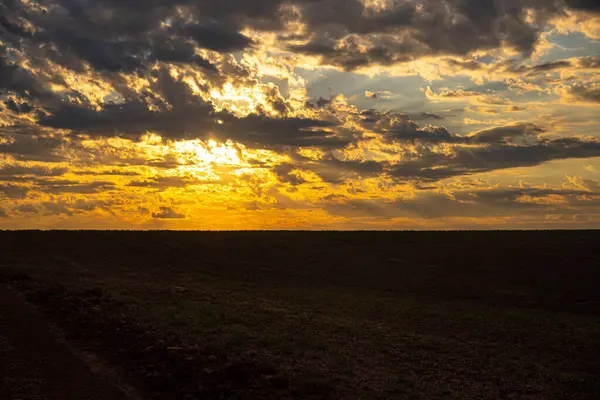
1,230,599,399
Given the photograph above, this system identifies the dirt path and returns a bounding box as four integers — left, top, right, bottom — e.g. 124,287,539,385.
0,285,136,400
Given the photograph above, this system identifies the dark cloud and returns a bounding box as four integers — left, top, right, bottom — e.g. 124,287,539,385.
468,124,543,144
147,36,218,71
0,174,116,195
392,124,459,144
0,0,222,72
222,115,347,148
0,55,58,102
355,111,459,144
325,186,600,220
455,138,600,171
0,133,68,162
510,60,573,75
72,169,141,177
326,156,385,176
152,207,186,219
1,0,584,80
180,23,254,52
417,112,444,120
443,58,483,71
0,164,68,177
39,99,346,148
358,109,381,124
576,56,600,69
1,0,595,140
1,0,599,195
273,163,307,186
52,32,143,73
389,136,600,181
0,184,29,199
565,84,600,103
38,101,211,139
4,98,33,114
285,0,582,69
0,207,7,218
289,43,338,57
280,151,387,185
37,181,117,195
305,97,335,109
564,0,600,13
127,176,216,190
14,204,38,215
571,177,600,191
34,67,347,148
281,113,600,183
11,199,107,217
1,0,597,78
364,110,542,146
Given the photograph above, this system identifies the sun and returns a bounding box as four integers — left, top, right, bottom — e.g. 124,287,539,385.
174,139,242,167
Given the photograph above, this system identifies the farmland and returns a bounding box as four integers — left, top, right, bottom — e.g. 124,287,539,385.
1,231,599,399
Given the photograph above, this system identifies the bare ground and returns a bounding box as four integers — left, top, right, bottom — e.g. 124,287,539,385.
0,285,137,400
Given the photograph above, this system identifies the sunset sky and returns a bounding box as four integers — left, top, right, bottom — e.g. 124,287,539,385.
1,0,599,229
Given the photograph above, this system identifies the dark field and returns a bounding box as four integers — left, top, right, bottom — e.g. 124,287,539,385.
1,231,599,399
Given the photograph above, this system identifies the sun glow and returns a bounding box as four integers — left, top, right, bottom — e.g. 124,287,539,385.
175,139,242,166
209,82,287,117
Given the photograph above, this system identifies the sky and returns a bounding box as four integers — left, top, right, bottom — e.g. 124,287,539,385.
0,0,599,230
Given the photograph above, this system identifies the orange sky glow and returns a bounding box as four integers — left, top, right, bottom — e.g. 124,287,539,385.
1,0,599,229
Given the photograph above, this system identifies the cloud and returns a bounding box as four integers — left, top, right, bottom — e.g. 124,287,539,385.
14,204,38,215
127,176,218,190
386,136,600,181
4,98,34,114
0,184,29,199
10,199,108,217
559,83,600,104
567,176,600,191
509,60,572,76
0,55,59,103
2,1,599,77
39,100,346,148
180,23,254,52
365,111,542,145
365,90,394,100
425,86,481,101
325,185,600,221
0,133,69,162
72,169,142,177
3,0,593,79
0,0,599,229
316,109,599,182
0,174,117,195
0,1,223,73
29,65,347,149
152,207,186,219
467,124,543,144
575,56,600,69
282,0,596,70
417,112,445,120
276,113,600,184
36,181,117,195
565,0,600,13
0,164,68,177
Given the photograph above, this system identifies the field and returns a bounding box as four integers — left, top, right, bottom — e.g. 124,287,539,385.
1,231,599,399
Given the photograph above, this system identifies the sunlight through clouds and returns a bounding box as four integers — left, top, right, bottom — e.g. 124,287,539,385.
0,0,599,229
